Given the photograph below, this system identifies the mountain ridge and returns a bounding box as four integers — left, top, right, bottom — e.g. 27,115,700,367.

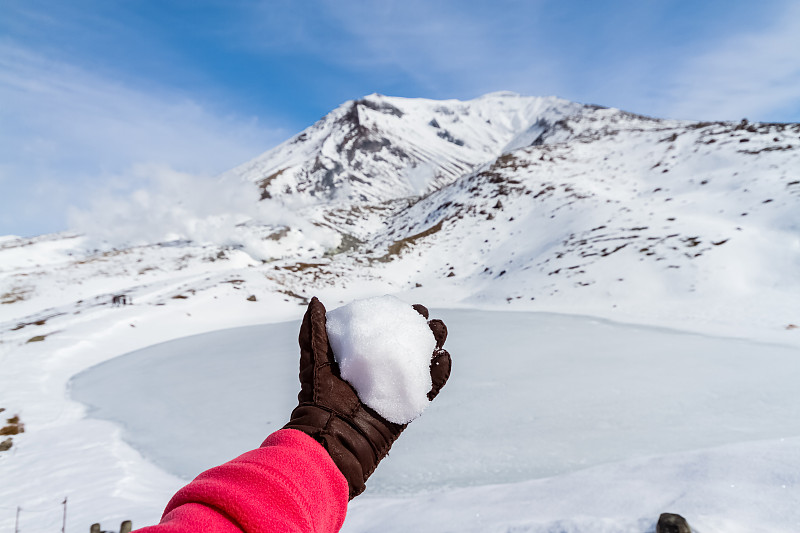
227,92,589,205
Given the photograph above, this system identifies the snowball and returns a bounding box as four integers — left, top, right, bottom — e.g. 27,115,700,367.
326,295,436,424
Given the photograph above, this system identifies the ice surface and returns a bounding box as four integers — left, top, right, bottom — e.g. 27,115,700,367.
71,310,800,504
71,324,299,478
325,296,436,424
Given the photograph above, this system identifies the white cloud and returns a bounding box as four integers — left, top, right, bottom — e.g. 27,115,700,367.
0,43,286,236
661,2,800,121
353,1,561,95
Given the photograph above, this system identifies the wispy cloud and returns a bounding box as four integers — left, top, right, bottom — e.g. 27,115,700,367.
642,2,800,121
0,43,285,237
311,0,563,97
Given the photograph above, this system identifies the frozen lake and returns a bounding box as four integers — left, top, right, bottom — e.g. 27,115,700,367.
70,309,800,495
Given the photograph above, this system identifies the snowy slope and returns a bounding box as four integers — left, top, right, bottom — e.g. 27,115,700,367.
361,112,800,332
2,92,800,532
257,106,800,341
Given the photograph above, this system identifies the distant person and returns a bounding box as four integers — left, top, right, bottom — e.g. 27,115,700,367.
134,297,451,533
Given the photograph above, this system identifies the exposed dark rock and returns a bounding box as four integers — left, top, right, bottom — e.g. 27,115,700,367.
437,129,465,146
357,98,404,117
529,118,553,146
656,513,692,533
352,136,391,154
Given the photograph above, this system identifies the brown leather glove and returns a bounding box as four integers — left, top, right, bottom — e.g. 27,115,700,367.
283,296,451,499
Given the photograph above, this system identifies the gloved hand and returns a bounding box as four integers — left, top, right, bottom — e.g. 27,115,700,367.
283,296,451,499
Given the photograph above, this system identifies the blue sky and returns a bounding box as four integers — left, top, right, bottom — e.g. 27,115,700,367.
2,0,800,237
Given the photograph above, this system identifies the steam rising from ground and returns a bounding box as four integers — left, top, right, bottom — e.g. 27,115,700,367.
67,165,339,260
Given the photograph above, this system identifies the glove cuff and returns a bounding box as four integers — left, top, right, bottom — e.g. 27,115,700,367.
283,403,404,499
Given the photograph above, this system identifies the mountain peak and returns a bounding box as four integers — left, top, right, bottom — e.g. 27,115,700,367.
230,93,595,204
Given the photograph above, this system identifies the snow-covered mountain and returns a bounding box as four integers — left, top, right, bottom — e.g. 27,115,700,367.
227,92,800,335
3,92,799,339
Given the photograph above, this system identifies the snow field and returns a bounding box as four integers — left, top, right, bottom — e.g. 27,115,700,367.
345,435,800,533
0,276,308,532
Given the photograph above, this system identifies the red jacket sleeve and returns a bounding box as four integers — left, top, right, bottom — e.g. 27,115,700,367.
134,429,349,533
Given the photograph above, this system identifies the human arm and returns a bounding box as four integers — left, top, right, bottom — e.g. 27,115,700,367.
134,429,348,533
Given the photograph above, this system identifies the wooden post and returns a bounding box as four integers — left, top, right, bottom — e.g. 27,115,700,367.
15,506,20,533
90,524,101,533
62,497,67,533
120,520,133,533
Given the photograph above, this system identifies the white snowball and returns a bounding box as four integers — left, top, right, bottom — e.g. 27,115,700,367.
326,295,436,424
